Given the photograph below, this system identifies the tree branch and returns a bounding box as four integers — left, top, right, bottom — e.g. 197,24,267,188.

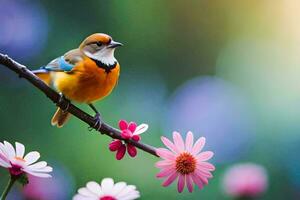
0,53,158,157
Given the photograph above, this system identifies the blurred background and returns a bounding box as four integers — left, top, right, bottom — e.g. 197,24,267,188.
1,0,300,199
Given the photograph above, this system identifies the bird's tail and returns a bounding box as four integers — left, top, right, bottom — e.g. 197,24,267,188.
51,107,71,128
32,69,51,85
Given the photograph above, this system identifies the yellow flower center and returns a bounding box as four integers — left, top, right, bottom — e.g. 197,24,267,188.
14,157,25,162
175,152,196,175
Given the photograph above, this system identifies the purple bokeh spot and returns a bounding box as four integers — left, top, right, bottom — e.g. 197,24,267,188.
0,0,48,61
164,76,256,164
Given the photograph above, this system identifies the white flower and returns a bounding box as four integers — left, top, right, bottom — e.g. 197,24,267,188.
73,178,140,200
0,141,52,178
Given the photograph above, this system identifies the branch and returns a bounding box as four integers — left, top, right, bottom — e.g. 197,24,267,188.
0,53,158,157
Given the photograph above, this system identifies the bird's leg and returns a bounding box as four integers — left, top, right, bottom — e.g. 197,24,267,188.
58,92,70,112
88,104,102,131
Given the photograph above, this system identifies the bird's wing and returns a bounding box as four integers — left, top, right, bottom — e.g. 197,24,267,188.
41,49,84,72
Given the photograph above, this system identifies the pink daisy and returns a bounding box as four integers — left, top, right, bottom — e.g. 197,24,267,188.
155,131,215,193
109,120,148,160
73,178,140,200
0,141,52,178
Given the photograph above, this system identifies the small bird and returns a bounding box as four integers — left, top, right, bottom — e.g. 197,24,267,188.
32,33,122,129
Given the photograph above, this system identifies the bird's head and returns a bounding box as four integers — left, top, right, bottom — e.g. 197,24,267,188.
79,33,123,66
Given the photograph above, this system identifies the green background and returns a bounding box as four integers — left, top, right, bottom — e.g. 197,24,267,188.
1,0,300,199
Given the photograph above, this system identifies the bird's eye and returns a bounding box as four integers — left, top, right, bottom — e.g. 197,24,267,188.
96,42,102,47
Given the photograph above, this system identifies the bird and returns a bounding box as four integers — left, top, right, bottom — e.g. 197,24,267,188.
32,33,123,129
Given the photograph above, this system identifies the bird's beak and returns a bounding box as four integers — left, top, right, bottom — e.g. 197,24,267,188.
108,41,123,48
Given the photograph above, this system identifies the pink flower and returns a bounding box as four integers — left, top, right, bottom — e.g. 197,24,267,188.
0,141,52,178
109,120,148,160
222,163,268,198
155,131,215,193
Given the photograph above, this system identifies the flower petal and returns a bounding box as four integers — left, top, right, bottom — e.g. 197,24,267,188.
78,187,98,197
117,185,136,199
161,136,179,154
127,144,137,157
120,192,140,200
177,175,185,193
26,165,52,173
191,173,203,190
25,161,47,169
173,132,184,152
0,157,10,168
24,151,40,165
195,172,208,185
197,151,214,161
0,151,9,164
72,194,92,200
0,143,8,158
109,140,122,152
101,178,114,194
128,122,137,133
186,175,193,193
24,170,51,178
191,137,206,155
111,181,127,196
156,167,175,178
198,162,215,171
119,120,128,131
86,181,102,196
116,144,126,160
133,124,148,135
15,142,25,158
155,160,174,169
162,172,178,187
4,141,15,159
156,148,176,160
195,169,213,178
185,131,194,153
0,144,10,168
132,135,141,141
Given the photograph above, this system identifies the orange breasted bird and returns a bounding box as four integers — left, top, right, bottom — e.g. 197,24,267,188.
32,33,122,128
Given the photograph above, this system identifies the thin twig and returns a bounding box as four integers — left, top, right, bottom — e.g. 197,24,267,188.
0,53,158,157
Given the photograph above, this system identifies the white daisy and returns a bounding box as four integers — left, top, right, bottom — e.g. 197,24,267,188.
73,178,140,200
0,141,52,178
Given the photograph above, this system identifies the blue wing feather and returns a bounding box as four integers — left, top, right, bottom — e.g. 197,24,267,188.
41,56,74,72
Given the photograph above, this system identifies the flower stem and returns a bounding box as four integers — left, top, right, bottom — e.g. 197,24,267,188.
0,176,17,200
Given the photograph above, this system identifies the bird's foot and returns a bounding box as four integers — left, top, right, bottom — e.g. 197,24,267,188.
88,113,102,131
57,92,70,111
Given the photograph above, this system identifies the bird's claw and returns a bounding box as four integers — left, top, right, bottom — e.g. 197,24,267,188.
58,93,70,111
88,113,102,131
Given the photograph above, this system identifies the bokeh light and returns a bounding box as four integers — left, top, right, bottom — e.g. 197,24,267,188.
0,0,48,61
164,76,255,164
222,163,268,198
